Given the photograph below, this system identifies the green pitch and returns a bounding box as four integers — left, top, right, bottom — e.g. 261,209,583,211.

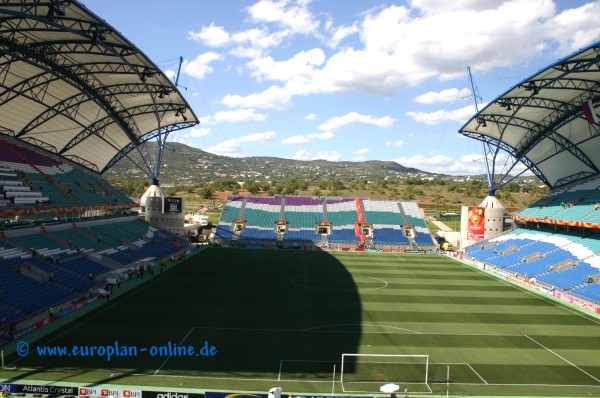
3,248,600,397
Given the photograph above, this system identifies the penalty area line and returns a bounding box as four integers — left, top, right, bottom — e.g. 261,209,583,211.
154,326,196,376
525,335,600,384
467,363,488,384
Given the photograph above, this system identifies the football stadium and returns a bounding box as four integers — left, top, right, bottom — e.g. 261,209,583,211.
1,2,600,398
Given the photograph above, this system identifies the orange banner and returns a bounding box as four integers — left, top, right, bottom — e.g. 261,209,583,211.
467,206,485,241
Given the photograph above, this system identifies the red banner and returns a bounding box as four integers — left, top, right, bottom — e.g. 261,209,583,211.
553,291,600,314
467,206,485,241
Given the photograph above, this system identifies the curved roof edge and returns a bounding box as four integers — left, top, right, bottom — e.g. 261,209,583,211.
459,41,600,190
0,0,199,175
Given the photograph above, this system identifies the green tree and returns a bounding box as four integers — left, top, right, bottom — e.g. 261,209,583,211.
330,180,345,190
245,181,260,194
199,187,213,199
505,182,521,193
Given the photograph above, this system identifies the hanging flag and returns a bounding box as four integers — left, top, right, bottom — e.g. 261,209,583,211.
583,99,599,125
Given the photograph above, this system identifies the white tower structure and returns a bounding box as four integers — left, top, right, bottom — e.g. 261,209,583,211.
460,196,507,249
139,184,185,236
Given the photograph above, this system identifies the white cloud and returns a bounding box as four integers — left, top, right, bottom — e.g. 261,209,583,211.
313,150,342,161
188,127,211,137
204,131,276,157
407,103,480,125
189,23,289,59
189,23,231,47
230,28,290,57
247,0,320,35
410,0,503,13
308,131,334,140
359,1,560,81
205,139,244,157
229,45,264,59
291,149,310,160
281,131,334,145
188,0,600,119
353,148,369,155
544,2,600,54
197,115,215,125
385,140,404,147
213,109,267,124
459,153,486,163
319,112,396,131
413,88,471,104
281,135,311,145
183,52,221,79
164,69,176,80
393,153,480,174
238,131,277,143
327,23,359,48
304,113,317,120
229,0,600,105
222,85,292,109
459,152,533,176
459,153,508,163
247,48,326,81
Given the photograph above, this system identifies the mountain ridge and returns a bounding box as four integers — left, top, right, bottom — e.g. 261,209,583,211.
105,142,430,183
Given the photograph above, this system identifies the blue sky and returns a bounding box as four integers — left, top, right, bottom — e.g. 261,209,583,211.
80,0,600,175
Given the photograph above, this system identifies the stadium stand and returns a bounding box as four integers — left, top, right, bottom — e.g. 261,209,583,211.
476,177,600,303
0,0,199,349
214,195,436,249
0,140,190,333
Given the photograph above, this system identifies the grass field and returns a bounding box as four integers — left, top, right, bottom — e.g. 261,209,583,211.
3,248,600,397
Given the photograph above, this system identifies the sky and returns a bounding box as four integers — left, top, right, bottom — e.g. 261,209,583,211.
79,0,600,175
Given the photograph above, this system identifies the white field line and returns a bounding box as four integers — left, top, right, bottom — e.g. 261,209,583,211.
154,326,196,375
467,363,488,384
525,335,600,384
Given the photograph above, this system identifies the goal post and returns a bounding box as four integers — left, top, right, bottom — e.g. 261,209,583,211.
340,354,430,393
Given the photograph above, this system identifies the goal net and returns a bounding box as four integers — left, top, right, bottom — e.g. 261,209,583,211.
340,354,430,393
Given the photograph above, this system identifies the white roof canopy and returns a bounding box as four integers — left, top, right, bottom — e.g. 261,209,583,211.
0,0,198,174
460,42,600,189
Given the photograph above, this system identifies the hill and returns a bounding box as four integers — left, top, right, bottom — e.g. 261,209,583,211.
104,142,428,183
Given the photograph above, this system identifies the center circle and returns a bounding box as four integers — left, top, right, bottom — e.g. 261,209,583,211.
291,275,388,291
